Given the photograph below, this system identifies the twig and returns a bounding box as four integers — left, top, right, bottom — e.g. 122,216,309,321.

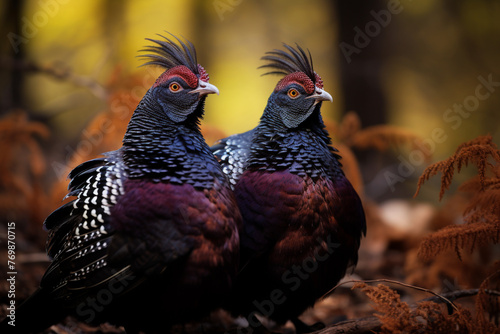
17,252,50,264
322,278,460,312
314,316,381,334
1,57,109,100
315,288,500,334
421,288,500,303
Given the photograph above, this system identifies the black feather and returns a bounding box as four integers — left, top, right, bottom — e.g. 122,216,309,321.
68,157,107,180
44,200,76,230
259,43,316,84
139,32,199,75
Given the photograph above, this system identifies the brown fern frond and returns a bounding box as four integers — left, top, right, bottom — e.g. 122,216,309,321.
329,111,429,159
459,173,500,194
0,110,51,242
418,221,500,261
0,110,50,181
455,144,500,187
336,143,364,196
353,282,489,333
323,112,364,195
48,85,139,210
351,125,431,159
415,135,500,199
416,139,500,260
352,283,419,333
414,301,474,333
455,134,497,152
335,111,362,144
415,158,456,200
476,264,500,332
464,192,500,223
460,166,500,220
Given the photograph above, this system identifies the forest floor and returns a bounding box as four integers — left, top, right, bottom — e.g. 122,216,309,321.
0,110,499,334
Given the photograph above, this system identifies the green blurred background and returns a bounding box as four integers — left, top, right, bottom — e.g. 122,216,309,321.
1,0,500,208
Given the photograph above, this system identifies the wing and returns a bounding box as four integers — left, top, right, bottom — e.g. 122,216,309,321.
211,129,255,189
42,154,127,305
328,175,366,268
41,152,193,310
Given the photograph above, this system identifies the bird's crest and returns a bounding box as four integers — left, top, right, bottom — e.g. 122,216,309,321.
140,33,209,83
259,43,323,91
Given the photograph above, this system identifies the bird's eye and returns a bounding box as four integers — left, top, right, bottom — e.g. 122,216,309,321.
169,82,182,92
287,88,300,99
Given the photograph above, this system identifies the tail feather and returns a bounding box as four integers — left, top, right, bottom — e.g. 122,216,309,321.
0,288,66,334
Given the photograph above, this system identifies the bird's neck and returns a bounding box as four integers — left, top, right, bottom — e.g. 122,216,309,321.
120,99,225,188
248,105,343,179
123,100,200,151
254,103,331,145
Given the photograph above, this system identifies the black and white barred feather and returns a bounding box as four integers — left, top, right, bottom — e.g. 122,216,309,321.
211,130,254,189
42,152,128,304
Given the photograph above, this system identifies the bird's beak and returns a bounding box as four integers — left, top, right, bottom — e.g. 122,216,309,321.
306,88,333,105
189,81,219,96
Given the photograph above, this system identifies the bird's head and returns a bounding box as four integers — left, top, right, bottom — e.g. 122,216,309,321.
260,44,332,129
140,34,219,123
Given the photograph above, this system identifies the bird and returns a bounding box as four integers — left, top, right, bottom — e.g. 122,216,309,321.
212,44,366,333
0,33,241,334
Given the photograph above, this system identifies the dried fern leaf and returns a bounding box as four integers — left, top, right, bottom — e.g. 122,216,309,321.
350,125,432,162
415,135,500,199
336,110,362,144
418,221,500,261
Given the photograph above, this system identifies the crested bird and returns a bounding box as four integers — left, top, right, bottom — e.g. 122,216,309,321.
212,44,366,333
1,33,241,334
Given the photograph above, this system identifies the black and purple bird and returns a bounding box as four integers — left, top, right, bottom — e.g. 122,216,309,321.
212,45,366,332
1,34,241,333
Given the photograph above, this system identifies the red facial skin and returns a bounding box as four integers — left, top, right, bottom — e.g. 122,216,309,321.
153,64,210,88
274,71,324,94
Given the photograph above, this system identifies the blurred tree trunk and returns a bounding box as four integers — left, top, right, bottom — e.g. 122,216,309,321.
334,0,388,127
1,0,25,114
333,1,410,202
192,2,213,73
100,0,128,67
